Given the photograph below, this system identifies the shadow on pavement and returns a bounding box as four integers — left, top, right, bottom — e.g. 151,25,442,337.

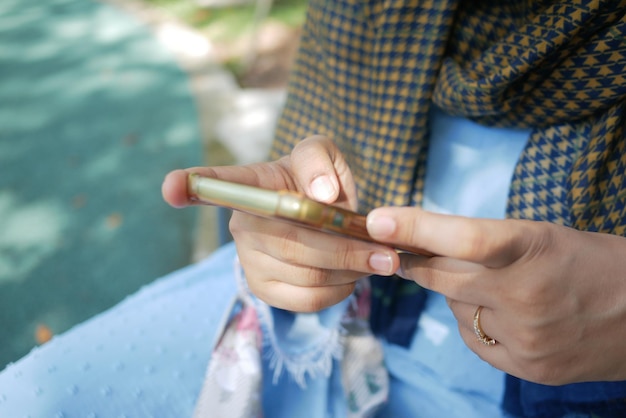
0,0,202,368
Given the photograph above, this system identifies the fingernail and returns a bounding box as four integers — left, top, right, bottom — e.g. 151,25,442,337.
310,175,336,202
367,214,397,238
369,252,393,275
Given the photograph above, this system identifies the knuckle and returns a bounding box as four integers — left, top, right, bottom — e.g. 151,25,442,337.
504,280,555,319
298,293,329,313
402,257,468,297
332,240,363,271
457,223,494,259
304,267,333,287
229,212,264,240
244,274,268,301
525,221,555,258
297,284,355,313
409,266,442,291
510,283,546,310
276,227,302,265
228,212,244,236
398,210,424,242
416,268,438,289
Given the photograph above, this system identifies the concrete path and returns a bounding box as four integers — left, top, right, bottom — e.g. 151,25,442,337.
0,0,204,367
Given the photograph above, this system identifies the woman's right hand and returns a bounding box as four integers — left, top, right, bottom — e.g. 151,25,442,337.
162,135,399,312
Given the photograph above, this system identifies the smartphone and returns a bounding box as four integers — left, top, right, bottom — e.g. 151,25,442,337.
187,173,433,256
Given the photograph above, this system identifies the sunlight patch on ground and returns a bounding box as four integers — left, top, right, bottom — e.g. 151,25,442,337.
0,193,69,284
157,22,213,58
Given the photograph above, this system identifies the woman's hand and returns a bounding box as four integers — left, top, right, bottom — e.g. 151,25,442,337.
162,136,400,312
366,207,626,385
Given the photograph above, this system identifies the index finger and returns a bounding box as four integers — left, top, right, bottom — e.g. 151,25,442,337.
367,207,536,268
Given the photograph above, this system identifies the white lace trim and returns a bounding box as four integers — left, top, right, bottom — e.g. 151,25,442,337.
234,256,345,389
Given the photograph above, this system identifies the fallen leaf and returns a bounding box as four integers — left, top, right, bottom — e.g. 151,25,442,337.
72,194,87,209
123,133,139,146
35,324,53,345
106,213,123,229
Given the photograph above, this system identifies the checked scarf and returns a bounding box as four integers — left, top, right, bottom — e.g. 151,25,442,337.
271,0,626,417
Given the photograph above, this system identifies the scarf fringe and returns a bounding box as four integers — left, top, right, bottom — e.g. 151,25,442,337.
234,257,346,389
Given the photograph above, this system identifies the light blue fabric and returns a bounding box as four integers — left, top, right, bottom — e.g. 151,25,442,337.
0,109,530,417
249,285,350,417
378,108,530,417
0,243,238,417
423,108,531,218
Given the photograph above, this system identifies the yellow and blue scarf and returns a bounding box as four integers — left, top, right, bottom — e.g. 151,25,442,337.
271,1,626,416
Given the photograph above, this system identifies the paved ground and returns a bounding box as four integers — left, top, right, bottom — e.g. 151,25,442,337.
0,0,205,368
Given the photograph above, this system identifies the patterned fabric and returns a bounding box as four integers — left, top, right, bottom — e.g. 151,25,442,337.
194,260,389,418
271,0,626,417
193,305,263,418
194,259,264,418
340,282,389,418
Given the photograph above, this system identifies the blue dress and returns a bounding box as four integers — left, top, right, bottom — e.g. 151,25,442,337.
0,109,530,417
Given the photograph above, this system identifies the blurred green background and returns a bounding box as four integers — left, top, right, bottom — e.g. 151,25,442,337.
143,0,307,81
143,0,307,41
0,0,202,368
0,0,306,370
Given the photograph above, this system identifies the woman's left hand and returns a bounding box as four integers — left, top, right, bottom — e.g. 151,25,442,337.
366,207,626,385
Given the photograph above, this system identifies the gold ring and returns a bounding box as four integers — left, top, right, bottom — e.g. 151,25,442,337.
473,306,496,346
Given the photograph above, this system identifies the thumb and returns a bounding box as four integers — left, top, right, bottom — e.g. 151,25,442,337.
366,207,530,268
290,135,358,209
